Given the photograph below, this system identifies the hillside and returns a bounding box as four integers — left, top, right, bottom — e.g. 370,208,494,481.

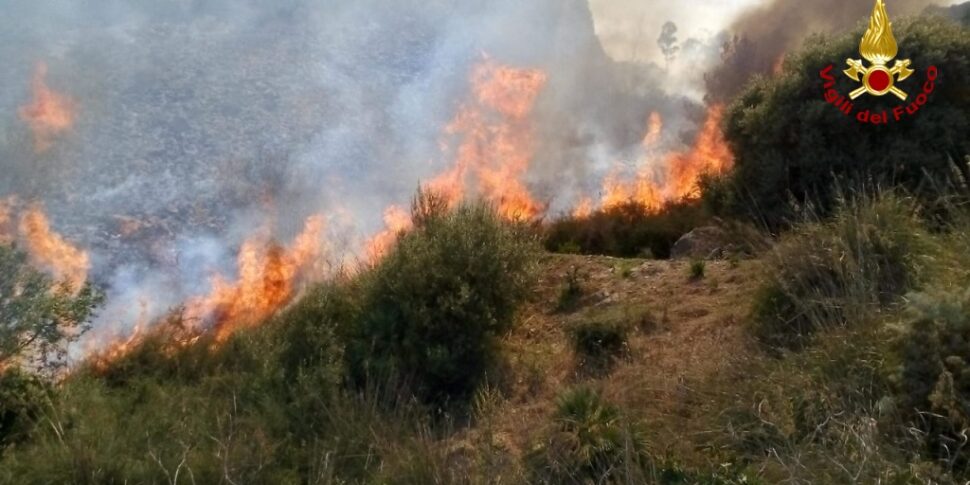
454,255,760,467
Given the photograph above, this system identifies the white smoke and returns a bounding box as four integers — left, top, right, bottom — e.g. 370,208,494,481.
0,0,956,349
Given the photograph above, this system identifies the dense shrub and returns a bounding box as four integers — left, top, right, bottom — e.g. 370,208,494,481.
526,386,648,484
0,244,103,373
0,369,49,451
716,18,970,228
569,320,629,371
897,289,970,473
556,266,585,313
688,260,706,281
751,194,932,349
545,200,709,259
348,202,538,405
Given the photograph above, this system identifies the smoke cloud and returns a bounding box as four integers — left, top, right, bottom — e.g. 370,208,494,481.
0,0,706,345
1,0,957,350
705,0,942,101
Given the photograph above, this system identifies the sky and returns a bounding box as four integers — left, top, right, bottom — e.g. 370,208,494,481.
588,0,766,62
587,0,964,63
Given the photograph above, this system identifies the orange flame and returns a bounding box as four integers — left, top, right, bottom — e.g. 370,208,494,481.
599,105,731,211
186,215,325,341
18,62,76,153
600,169,663,211
363,205,413,263
572,197,594,219
431,59,548,220
643,112,663,147
362,59,548,262
88,300,150,369
18,206,90,292
772,54,786,75
664,105,732,200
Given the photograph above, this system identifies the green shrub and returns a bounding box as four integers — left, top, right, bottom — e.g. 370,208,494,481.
526,386,648,484
569,320,628,370
544,200,709,258
716,18,970,228
688,260,706,281
897,288,970,473
556,266,585,313
348,202,537,405
0,244,104,373
0,369,49,451
751,194,931,349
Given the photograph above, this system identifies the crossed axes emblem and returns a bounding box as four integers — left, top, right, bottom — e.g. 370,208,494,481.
844,58,913,100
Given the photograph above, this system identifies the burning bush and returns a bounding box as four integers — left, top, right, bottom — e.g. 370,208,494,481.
544,200,709,259
347,201,538,405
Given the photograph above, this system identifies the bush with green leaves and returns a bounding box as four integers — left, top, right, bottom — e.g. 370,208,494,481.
0,244,103,373
897,288,970,473
688,260,706,281
347,201,537,405
715,17,970,228
569,320,628,371
526,386,648,484
0,369,50,451
751,194,932,349
545,200,709,259
556,266,585,313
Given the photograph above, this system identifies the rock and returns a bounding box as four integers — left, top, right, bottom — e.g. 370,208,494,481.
670,226,729,260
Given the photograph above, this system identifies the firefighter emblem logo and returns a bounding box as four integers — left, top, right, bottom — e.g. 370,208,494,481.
843,0,914,100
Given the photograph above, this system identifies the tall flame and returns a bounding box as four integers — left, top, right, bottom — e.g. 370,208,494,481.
362,59,548,261
860,0,898,65
18,206,90,292
599,105,731,210
431,59,548,220
363,205,413,263
18,62,77,153
664,105,732,200
186,215,325,341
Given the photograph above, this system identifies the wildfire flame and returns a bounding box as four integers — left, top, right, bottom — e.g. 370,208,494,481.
664,105,732,200
363,58,548,260
772,54,786,75
363,205,413,263
860,0,898,65
430,59,548,220
643,112,663,147
18,62,77,153
572,197,594,219
18,206,90,293
186,215,325,341
600,105,732,210
87,300,150,369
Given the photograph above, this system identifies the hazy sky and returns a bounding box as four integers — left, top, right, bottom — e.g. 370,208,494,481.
587,0,765,62
587,0,963,63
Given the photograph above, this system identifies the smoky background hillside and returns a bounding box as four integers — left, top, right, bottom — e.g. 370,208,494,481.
0,0,964,343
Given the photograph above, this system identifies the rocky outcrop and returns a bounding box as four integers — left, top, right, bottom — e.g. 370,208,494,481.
670,222,771,260
670,226,728,260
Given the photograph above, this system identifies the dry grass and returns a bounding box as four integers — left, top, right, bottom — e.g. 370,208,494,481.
447,253,763,475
